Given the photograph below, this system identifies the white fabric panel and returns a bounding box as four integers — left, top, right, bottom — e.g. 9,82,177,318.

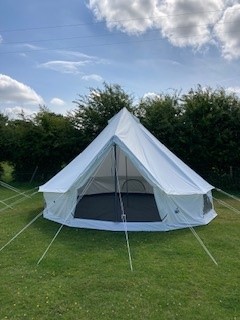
43,211,217,231
81,177,115,194
114,121,212,195
81,176,152,195
153,188,217,226
39,129,115,193
43,190,76,220
43,187,217,232
207,190,213,203
39,108,213,195
203,209,217,224
39,108,217,232
166,194,204,226
93,149,114,178
153,188,170,221
93,145,140,178
76,145,153,195
70,147,112,192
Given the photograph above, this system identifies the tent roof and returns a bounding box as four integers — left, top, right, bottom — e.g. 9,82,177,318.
39,108,213,195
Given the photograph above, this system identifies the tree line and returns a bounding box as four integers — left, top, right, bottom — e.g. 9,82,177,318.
0,83,240,184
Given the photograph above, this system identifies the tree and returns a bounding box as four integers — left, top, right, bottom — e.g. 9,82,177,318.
5,107,83,181
72,83,134,146
0,113,10,179
31,107,83,180
136,92,182,153
3,117,37,180
180,85,240,173
0,113,9,161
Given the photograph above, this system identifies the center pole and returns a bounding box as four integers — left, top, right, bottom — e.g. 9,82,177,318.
114,144,119,221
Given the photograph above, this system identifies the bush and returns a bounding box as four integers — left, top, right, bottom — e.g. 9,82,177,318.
0,163,3,180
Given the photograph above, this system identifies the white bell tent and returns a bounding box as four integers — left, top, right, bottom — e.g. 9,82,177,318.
39,108,217,232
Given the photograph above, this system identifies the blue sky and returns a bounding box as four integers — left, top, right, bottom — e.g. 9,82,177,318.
1,0,240,117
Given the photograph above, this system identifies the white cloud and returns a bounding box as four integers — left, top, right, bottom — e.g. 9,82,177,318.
157,0,224,48
142,92,161,100
88,0,158,34
226,86,240,95
214,4,240,60
0,34,3,44
56,50,102,60
88,0,224,44
4,107,36,119
50,97,66,106
82,74,103,81
0,74,44,106
39,52,107,74
39,60,89,74
87,0,240,59
21,43,43,50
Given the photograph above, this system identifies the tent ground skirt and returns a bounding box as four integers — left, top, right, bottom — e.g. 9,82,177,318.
74,192,161,222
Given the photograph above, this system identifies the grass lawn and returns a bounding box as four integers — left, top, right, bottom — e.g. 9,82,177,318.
0,184,239,320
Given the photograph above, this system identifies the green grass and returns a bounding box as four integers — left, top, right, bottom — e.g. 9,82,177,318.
0,185,239,320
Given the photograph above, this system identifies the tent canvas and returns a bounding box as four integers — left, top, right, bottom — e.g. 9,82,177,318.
39,108,217,231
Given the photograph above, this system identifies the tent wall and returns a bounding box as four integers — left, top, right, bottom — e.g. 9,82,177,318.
40,108,217,232
43,190,77,221
39,108,214,195
42,147,217,231
153,189,216,227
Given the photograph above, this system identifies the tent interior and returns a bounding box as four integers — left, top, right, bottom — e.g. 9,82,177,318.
74,144,162,222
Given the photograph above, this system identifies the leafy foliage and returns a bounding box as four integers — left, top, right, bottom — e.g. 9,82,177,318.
72,82,134,145
0,113,9,162
32,107,84,180
136,92,182,154
179,86,240,173
1,83,240,184
0,113,9,179
137,86,240,177
1,107,83,181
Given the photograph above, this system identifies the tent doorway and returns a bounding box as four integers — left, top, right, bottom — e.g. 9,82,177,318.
74,144,161,222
